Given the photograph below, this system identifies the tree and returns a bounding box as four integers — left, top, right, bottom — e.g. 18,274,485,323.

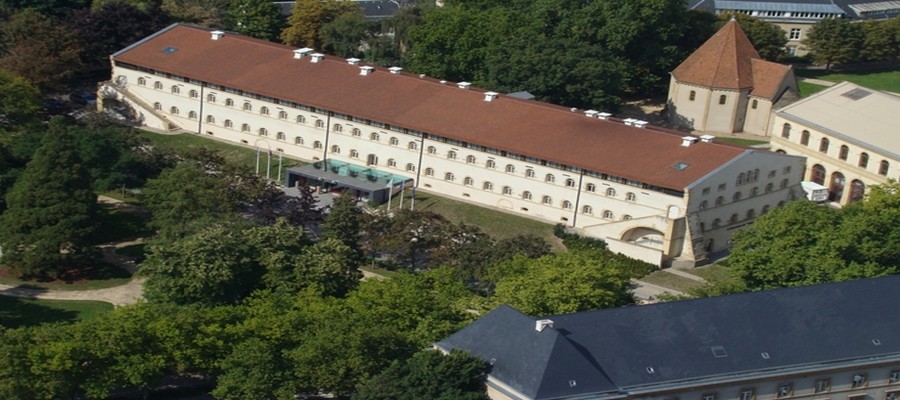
228,0,284,41
160,0,228,27
861,17,900,62
353,350,488,400
0,9,84,89
0,70,41,131
491,250,634,315
212,337,296,400
719,13,787,61
69,1,169,70
321,194,364,267
320,12,374,58
804,18,865,71
281,0,362,48
141,162,236,239
0,118,98,277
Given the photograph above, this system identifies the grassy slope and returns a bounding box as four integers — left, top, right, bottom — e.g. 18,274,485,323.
796,69,900,93
0,296,113,328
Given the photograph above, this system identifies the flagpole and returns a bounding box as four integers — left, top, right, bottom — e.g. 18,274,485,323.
255,146,260,175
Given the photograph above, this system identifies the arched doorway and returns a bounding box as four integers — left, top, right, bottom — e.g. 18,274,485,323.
810,164,826,185
775,149,786,154
621,227,665,249
829,172,845,202
849,179,865,203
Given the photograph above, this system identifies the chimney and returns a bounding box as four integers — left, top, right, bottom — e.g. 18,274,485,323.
700,134,715,143
633,120,649,129
389,66,403,74
483,91,499,102
310,53,325,63
584,110,599,118
293,47,313,59
597,112,612,120
457,81,471,89
535,319,554,332
439,80,447,85
211,30,225,40
359,66,375,76
682,136,699,147
623,118,637,126
346,57,361,65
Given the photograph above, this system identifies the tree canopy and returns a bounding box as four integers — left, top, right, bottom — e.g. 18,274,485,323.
803,18,865,70
719,13,786,61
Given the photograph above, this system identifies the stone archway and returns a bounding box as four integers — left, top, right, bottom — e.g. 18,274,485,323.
621,227,666,249
829,172,845,202
811,164,826,185
849,179,865,203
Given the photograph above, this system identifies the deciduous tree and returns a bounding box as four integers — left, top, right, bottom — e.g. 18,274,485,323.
353,350,488,400
228,0,284,41
0,70,41,131
804,18,865,70
0,9,84,89
719,13,787,61
281,0,362,48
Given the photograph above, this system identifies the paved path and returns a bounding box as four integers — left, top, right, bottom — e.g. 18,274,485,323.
799,77,836,87
664,268,707,283
632,279,685,301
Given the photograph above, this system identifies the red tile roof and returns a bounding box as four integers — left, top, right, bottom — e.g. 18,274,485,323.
113,24,747,190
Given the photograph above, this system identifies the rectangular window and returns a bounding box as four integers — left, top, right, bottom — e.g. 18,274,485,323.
740,389,754,400
886,390,899,400
702,394,716,400
777,384,792,398
718,184,727,192
890,370,900,384
790,28,801,40
815,379,830,393
852,374,867,388
702,187,711,195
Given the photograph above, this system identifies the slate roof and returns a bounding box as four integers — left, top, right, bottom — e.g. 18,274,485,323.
437,275,900,400
112,24,750,191
672,19,793,100
685,0,897,18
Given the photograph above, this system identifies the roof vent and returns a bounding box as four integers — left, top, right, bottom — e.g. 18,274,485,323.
700,134,715,143
419,74,426,78
359,66,375,76
570,107,578,112
597,112,612,120
624,118,648,127
569,380,577,387
682,136,699,147
439,80,447,84
293,47,313,59
388,66,403,74
873,338,882,346
711,346,728,358
584,110,599,118
761,352,771,359
346,57,361,65
310,53,325,63
646,367,656,374
535,319,554,332
484,91,499,102
457,81,471,89
210,30,224,40
633,120,649,129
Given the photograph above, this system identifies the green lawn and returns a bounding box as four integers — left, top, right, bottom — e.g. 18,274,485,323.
141,131,306,181
798,81,829,98
394,192,563,250
685,263,732,284
0,296,113,328
0,261,132,291
716,137,769,147
795,69,900,93
640,270,705,293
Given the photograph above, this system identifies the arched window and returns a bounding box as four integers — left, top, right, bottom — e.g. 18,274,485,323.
464,177,473,186
243,102,252,111
169,106,179,115
390,137,399,146
207,93,216,102
859,152,869,168
850,179,865,203
483,181,494,191
366,154,376,165
729,213,738,224
206,115,215,123
700,200,708,210
819,138,829,153
425,168,434,177
296,115,305,123
241,123,250,132
751,187,759,196
406,163,416,172
153,102,162,111
623,215,632,220
331,145,340,154
224,119,233,128
525,169,535,178
334,124,344,132
370,132,379,141
765,183,774,193
839,145,849,160
137,77,146,86
427,146,437,155
295,137,303,145
387,159,396,167
226,98,234,107
258,128,267,136
315,119,324,128
751,99,758,109
154,81,163,90
715,196,724,206
603,210,614,219
546,174,556,183
738,172,746,185
313,141,322,149
718,94,727,105
606,188,616,197
879,160,890,176
781,179,789,189
811,164,826,185
171,85,180,94
188,111,197,119
522,191,532,200
712,218,721,228
781,123,791,139
260,106,269,116
800,130,810,146
279,111,288,119
689,90,696,101
350,150,359,158
583,205,593,214
762,205,770,214
586,183,596,192
746,209,756,220
466,155,476,164
505,164,515,173
626,192,636,201
502,186,512,195
407,141,418,150
562,200,572,209
542,196,552,205
733,191,742,202
447,150,457,160
189,90,198,98
566,178,576,188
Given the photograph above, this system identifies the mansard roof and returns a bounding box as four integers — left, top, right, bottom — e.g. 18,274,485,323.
436,275,900,400
113,24,750,191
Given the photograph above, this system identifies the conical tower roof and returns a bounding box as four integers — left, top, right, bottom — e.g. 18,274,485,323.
672,18,760,90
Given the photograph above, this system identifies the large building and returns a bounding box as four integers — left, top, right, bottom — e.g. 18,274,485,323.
436,275,900,400
101,24,807,266
769,81,900,205
667,19,798,135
